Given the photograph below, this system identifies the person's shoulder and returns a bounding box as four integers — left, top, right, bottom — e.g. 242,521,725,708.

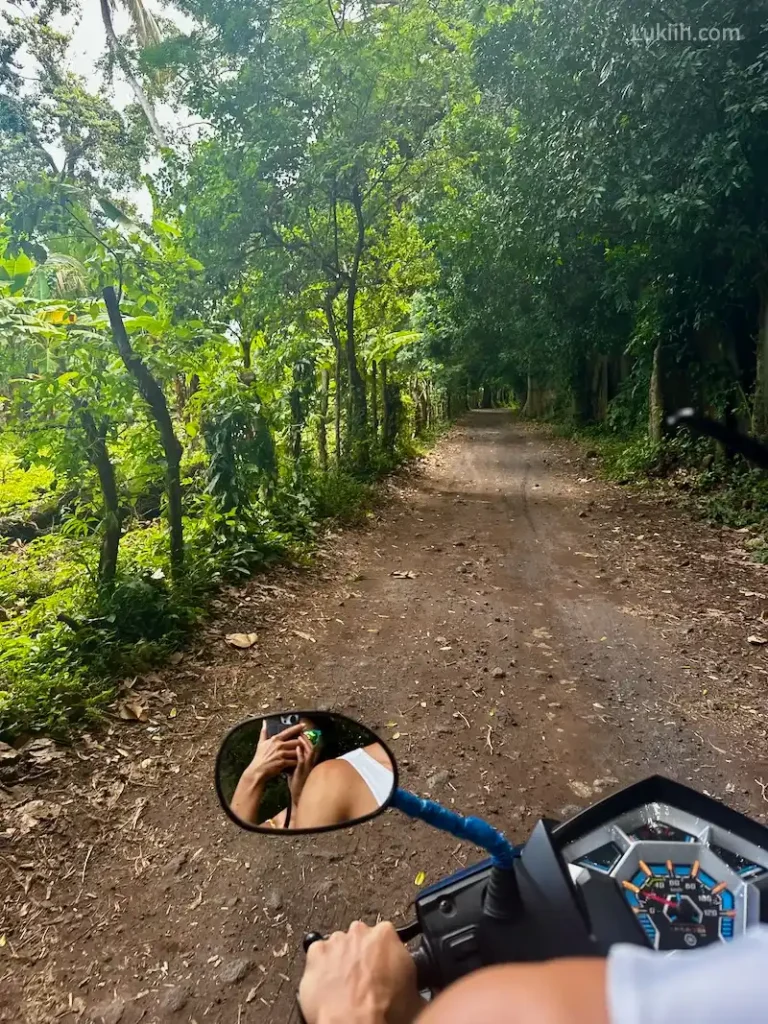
311,758,357,782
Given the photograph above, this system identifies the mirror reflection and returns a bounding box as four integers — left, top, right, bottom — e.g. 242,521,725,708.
216,712,396,832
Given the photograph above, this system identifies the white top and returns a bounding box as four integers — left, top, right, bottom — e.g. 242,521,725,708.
608,926,768,1024
337,748,393,805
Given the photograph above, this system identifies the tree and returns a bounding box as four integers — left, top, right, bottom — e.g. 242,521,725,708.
104,286,184,575
99,0,169,148
158,0,469,462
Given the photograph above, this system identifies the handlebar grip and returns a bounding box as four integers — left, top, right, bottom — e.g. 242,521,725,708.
303,931,325,953
296,933,325,1023
411,944,435,991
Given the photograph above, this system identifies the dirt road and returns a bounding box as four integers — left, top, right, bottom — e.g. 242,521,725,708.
3,411,768,1024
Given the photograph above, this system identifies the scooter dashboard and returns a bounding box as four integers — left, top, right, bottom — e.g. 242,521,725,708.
557,778,768,952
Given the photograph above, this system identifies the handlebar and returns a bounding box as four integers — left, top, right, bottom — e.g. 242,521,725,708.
410,943,436,990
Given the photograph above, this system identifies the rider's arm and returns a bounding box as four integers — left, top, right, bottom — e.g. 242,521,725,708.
418,958,609,1024
607,925,768,1024
421,926,768,1024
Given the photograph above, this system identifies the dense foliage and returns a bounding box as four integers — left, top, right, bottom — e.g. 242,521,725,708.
2,0,767,736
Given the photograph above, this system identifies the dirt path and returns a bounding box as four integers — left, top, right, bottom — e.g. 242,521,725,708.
3,411,768,1024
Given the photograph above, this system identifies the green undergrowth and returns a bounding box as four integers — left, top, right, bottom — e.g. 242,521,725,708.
555,423,768,562
0,459,399,741
0,445,59,518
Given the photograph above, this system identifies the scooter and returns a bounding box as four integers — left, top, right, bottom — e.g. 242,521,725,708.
215,710,768,1001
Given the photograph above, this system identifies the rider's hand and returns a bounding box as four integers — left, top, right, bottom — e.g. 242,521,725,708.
244,721,304,783
299,921,423,1024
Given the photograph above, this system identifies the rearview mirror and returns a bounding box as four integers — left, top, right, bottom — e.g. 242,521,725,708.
215,711,398,834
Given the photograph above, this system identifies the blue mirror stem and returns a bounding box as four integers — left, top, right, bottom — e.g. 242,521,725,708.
391,788,518,868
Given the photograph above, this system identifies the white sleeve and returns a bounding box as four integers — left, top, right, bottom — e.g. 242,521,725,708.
607,927,768,1024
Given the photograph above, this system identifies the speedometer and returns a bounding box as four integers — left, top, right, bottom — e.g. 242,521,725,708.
622,860,735,950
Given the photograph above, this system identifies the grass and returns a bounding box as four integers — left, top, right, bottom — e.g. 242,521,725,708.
0,443,412,740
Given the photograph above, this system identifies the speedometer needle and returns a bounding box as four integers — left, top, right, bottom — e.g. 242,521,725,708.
642,892,678,909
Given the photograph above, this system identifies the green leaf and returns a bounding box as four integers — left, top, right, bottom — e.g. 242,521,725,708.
98,196,134,226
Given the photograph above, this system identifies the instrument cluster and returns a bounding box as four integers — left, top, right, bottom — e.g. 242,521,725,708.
562,801,768,951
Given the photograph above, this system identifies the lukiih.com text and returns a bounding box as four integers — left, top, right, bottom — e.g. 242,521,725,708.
630,23,744,44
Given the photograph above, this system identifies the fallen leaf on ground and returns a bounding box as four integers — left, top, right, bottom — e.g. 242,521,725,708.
169,652,184,665
21,738,66,765
414,871,426,886
225,632,259,649
391,570,417,579
118,698,149,722
391,732,401,740
169,707,178,718
569,781,593,800
748,635,768,646
293,630,316,643
17,800,62,834
0,742,18,765
273,943,289,958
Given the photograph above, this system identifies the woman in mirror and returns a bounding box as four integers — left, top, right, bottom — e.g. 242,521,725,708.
228,715,394,829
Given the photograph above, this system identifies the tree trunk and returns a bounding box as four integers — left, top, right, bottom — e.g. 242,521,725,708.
381,361,402,451
323,291,344,469
289,387,302,463
522,374,543,418
241,338,252,370
99,0,168,148
318,368,329,473
79,408,121,587
103,286,184,576
381,361,396,450
417,387,429,436
480,385,493,409
752,286,768,441
371,360,379,440
593,355,609,422
345,187,368,457
648,342,664,443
